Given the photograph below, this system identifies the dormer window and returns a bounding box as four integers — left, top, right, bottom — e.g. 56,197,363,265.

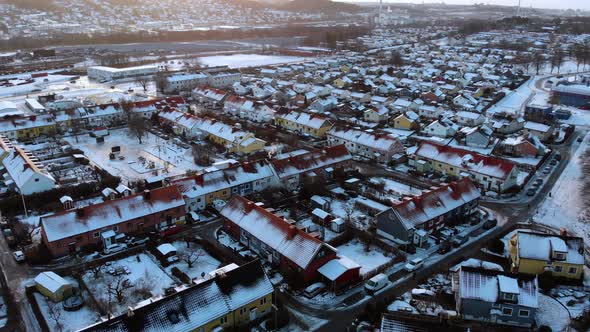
503,293,516,301
553,252,566,260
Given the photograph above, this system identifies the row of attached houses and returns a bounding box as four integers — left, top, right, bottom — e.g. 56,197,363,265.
274,111,334,138
413,142,518,193
221,196,360,288
81,260,274,332
223,95,275,123
376,178,480,247
1,137,56,195
327,127,404,163
40,186,186,257
158,111,267,155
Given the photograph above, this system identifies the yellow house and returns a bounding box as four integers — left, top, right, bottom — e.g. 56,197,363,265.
509,231,584,280
3,115,58,140
393,112,419,130
340,64,351,73
275,111,333,138
78,261,274,332
197,118,266,155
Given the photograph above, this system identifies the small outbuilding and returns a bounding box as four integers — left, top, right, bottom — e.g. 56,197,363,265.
34,271,73,302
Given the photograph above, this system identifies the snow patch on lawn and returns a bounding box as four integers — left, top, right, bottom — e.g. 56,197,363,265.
336,239,392,276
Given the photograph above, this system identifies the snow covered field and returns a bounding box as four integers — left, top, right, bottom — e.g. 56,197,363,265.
82,253,176,316
336,239,392,276
165,241,221,280
534,131,590,242
65,129,203,182
199,54,309,69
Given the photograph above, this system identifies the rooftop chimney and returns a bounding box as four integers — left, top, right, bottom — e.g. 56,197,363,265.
287,225,297,240
143,190,151,200
75,208,85,217
245,201,255,213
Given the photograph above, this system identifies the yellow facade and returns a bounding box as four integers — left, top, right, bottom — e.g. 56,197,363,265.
191,293,273,332
509,234,584,280
205,189,231,204
393,115,417,130
275,118,332,138
16,124,57,140
333,78,347,88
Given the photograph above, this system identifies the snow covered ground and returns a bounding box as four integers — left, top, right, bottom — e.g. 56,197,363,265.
164,241,221,280
375,177,423,197
198,54,309,69
65,129,204,182
534,131,590,242
34,278,100,332
82,253,176,316
336,239,392,276
536,293,571,332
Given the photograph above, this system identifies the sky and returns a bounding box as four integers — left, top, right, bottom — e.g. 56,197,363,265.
342,0,590,10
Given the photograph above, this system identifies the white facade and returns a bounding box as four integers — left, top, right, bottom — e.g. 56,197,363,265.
87,65,158,81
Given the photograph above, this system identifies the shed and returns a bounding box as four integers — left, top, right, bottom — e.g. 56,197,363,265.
312,208,332,224
317,256,361,291
331,218,346,233
34,272,73,302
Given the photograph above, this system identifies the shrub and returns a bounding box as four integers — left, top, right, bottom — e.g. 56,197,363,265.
488,239,505,255
538,271,556,291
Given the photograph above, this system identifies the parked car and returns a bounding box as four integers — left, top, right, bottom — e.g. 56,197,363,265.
550,159,558,166
452,234,468,247
303,282,326,299
364,274,389,294
437,242,451,254
404,258,424,272
578,137,584,143
103,243,128,255
125,237,149,247
13,250,25,263
483,218,498,230
526,188,536,196
534,178,543,186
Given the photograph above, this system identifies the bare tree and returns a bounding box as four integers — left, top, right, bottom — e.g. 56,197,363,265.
107,276,132,304
135,77,150,92
128,114,149,144
343,202,355,227
551,48,566,74
191,144,212,166
70,117,85,143
179,247,205,269
89,265,104,278
46,300,64,332
533,52,546,75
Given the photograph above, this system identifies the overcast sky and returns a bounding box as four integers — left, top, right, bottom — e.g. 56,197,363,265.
345,0,590,10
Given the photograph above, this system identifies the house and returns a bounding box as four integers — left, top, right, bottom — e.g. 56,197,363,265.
171,160,277,212
524,104,553,123
456,126,494,148
327,127,404,163
131,96,186,119
193,118,267,155
363,106,390,123
192,87,228,106
391,98,416,112
271,145,352,191
376,178,480,247
224,95,275,123
509,231,584,280
551,84,590,107
79,261,274,332
499,135,546,157
455,266,538,328
275,111,333,138
424,119,458,138
455,111,485,127
40,186,186,257
413,142,518,193
309,96,337,112
221,196,341,284
490,114,525,135
392,111,419,130
163,73,209,93
417,105,444,119
34,271,74,302
0,115,57,140
523,121,554,142
2,145,56,195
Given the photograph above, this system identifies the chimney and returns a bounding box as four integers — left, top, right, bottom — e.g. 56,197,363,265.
245,201,255,213
143,189,151,200
75,208,85,217
287,225,297,240
61,196,74,210
23,163,30,171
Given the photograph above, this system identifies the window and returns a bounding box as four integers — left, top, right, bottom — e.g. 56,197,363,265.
260,297,267,305
569,267,578,274
113,226,119,232
502,307,513,316
503,293,515,301
518,309,530,317
554,252,566,260
93,232,99,238
554,266,563,273
220,316,227,324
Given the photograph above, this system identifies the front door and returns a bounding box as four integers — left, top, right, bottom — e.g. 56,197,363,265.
249,308,257,321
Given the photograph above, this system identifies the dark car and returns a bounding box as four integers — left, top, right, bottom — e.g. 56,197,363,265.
526,188,536,196
483,218,498,230
437,242,451,254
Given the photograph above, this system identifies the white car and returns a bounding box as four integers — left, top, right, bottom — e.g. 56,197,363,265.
404,258,424,272
13,250,25,263
103,243,128,255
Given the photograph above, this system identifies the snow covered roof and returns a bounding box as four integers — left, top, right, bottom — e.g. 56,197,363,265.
553,84,590,97
459,267,538,308
277,111,332,129
220,196,335,270
524,121,551,133
415,142,515,180
171,160,275,199
192,87,227,102
80,261,273,332
449,258,503,272
41,186,185,242
34,271,71,293
2,146,55,193
386,178,480,230
317,256,360,281
271,145,351,179
157,243,177,256
328,128,402,153
516,231,584,265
